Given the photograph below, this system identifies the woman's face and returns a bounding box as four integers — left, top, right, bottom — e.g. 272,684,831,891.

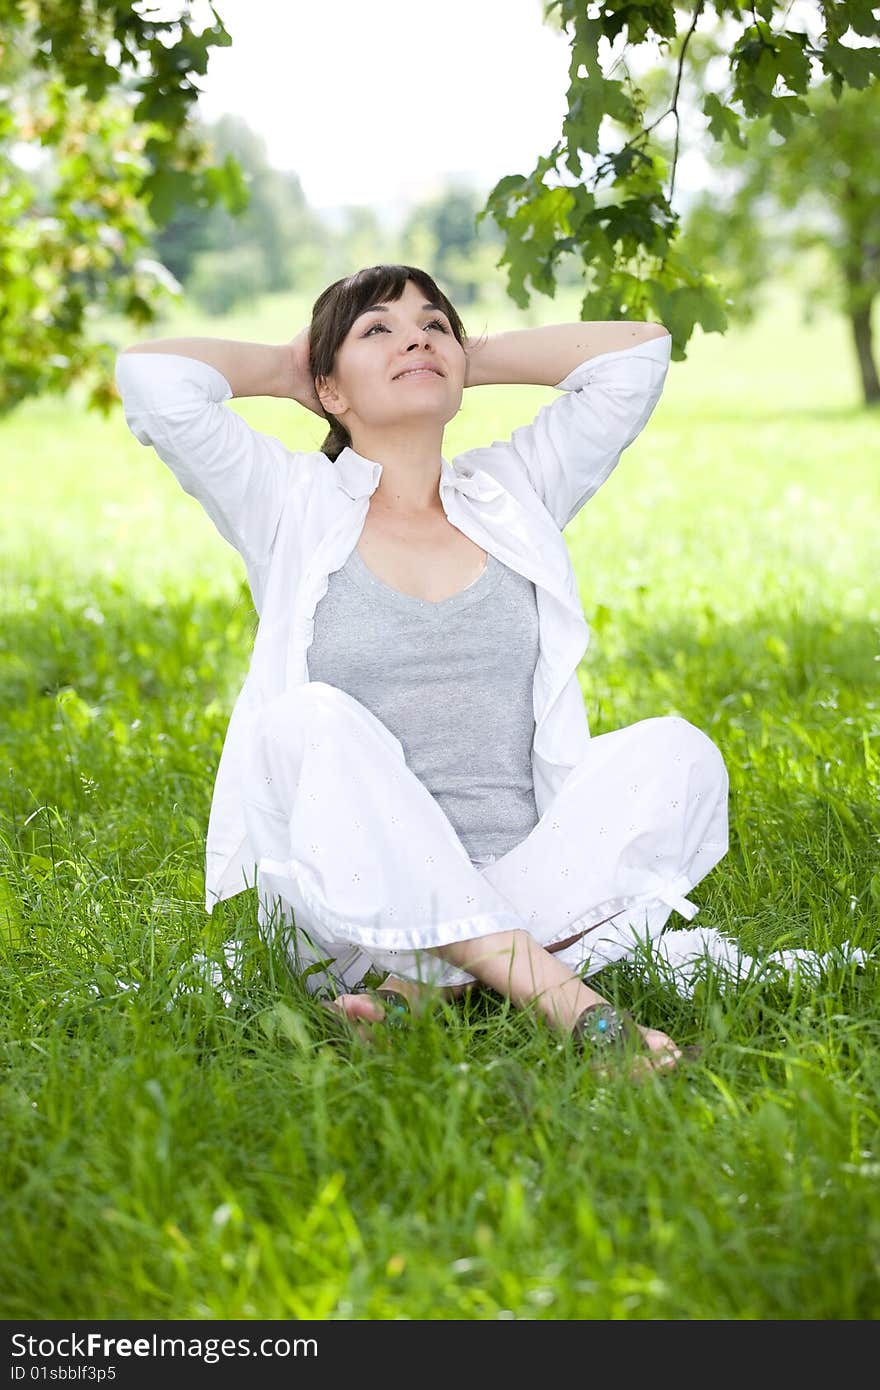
315,278,466,432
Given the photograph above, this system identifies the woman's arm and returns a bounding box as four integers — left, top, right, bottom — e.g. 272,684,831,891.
463,320,669,389
122,334,321,411
114,346,301,588
454,327,672,531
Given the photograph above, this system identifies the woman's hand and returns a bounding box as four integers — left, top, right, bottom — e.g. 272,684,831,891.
286,327,325,417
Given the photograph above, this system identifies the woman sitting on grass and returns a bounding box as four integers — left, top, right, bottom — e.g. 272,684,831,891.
115,263,763,1078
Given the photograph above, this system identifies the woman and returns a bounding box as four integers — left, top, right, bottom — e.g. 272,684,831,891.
115,263,730,1076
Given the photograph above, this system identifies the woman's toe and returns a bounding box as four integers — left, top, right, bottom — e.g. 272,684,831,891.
323,994,386,1024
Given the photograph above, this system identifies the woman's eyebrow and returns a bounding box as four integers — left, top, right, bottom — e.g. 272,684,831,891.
357,301,446,319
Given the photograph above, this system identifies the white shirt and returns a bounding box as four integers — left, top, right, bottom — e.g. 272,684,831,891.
114,332,672,912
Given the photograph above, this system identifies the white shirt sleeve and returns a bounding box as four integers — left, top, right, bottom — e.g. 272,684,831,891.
114,350,298,567
468,332,672,531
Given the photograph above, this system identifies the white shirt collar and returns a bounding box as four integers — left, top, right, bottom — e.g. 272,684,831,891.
332,444,496,502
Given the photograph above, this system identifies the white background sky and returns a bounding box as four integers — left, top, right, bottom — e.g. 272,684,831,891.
188,0,732,228
15,0,842,224
186,0,846,225
192,0,576,219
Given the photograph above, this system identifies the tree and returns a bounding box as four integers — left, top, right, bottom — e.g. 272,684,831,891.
154,113,326,313
0,0,248,415
324,205,388,285
400,185,505,306
678,78,880,403
479,1,880,359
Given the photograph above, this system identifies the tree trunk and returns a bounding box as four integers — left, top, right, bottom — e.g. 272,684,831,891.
849,298,880,406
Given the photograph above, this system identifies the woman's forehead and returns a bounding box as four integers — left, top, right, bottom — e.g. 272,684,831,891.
356,294,441,320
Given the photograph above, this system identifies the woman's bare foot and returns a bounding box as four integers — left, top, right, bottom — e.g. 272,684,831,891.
321,992,386,1041
634,1025,683,1074
588,1025,683,1082
321,987,684,1076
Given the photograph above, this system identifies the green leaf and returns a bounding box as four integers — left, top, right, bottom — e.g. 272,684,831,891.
823,41,880,91
651,283,728,346
269,1003,312,1053
142,167,200,225
0,877,22,946
703,92,748,150
570,21,601,78
28,855,54,880
567,79,609,155
846,0,880,38
774,31,813,95
767,94,812,138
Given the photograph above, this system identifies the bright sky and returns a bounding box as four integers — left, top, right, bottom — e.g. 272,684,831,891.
191,0,577,217
18,0,840,223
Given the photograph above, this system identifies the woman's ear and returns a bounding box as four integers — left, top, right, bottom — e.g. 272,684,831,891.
316,375,346,416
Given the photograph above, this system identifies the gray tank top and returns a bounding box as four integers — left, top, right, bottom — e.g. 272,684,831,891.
306,543,541,861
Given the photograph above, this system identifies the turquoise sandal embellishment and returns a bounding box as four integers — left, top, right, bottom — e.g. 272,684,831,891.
375,989,412,1027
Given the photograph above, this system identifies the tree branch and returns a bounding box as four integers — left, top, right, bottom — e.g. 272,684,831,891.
668,0,706,204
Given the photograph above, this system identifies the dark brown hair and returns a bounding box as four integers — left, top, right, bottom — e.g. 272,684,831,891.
308,264,483,462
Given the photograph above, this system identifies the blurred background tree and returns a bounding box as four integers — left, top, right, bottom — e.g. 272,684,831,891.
155,113,326,316
677,78,880,404
399,185,506,306
0,0,247,414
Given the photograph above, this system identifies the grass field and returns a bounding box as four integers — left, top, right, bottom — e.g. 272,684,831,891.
1,274,878,1319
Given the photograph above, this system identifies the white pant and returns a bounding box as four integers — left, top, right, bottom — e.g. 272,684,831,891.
239,681,732,995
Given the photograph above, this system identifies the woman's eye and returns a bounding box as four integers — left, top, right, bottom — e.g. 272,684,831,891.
364,318,448,336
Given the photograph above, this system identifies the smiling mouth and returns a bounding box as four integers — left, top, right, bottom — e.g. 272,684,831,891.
394,368,443,380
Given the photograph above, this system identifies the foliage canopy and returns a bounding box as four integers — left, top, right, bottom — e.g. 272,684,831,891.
482,1,880,356
0,0,246,414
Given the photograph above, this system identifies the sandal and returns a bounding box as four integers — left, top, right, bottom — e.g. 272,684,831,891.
572,1002,701,1077
347,982,413,1028
572,1001,640,1054
373,987,412,1028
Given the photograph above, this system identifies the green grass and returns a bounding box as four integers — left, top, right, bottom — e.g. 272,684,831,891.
1,273,879,1319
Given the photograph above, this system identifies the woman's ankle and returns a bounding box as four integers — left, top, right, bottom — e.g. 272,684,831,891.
377,973,430,1005
378,973,469,1005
